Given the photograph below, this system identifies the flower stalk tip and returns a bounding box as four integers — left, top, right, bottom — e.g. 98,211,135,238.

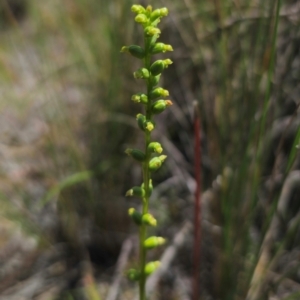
131,5,146,15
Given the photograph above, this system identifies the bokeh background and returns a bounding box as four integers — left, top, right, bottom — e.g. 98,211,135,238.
0,0,300,299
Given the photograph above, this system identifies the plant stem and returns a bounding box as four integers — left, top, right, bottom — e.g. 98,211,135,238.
140,152,150,300
139,37,153,300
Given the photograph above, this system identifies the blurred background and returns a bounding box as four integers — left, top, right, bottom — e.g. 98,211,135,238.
0,0,300,299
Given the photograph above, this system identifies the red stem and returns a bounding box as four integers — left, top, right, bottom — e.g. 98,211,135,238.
193,102,201,300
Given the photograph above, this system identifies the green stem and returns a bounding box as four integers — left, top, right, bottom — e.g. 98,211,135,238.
139,37,152,300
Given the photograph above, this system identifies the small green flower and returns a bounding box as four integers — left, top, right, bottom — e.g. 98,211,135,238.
148,142,163,154
135,14,148,24
149,155,167,171
134,68,150,79
144,261,161,276
149,74,161,86
150,43,173,54
128,208,142,225
146,5,153,13
131,93,148,104
150,59,173,76
142,213,157,226
149,87,169,99
141,179,153,197
126,186,145,198
136,113,146,131
131,5,146,14
152,99,173,114
150,7,168,21
125,148,146,162
144,236,166,249
121,45,145,59
144,26,161,37
145,121,155,132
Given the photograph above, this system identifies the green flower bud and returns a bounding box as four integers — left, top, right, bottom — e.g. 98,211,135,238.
160,7,168,16
131,5,146,14
150,60,164,76
152,100,173,114
142,213,157,226
144,236,166,249
150,59,173,76
146,5,153,13
148,142,163,154
127,268,140,281
128,208,142,225
144,26,161,37
149,87,169,99
126,186,145,198
121,45,145,59
131,93,148,104
144,261,161,276
136,114,146,131
164,58,173,65
125,148,146,162
149,155,167,171
135,13,148,24
134,68,150,79
141,179,153,197
150,74,161,86
150,8,168,21
150,43,173,54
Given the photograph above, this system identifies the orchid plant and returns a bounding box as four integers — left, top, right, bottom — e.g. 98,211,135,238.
121,4,173,300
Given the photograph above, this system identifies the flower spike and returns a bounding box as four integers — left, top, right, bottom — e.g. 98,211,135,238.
121,5,173,297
